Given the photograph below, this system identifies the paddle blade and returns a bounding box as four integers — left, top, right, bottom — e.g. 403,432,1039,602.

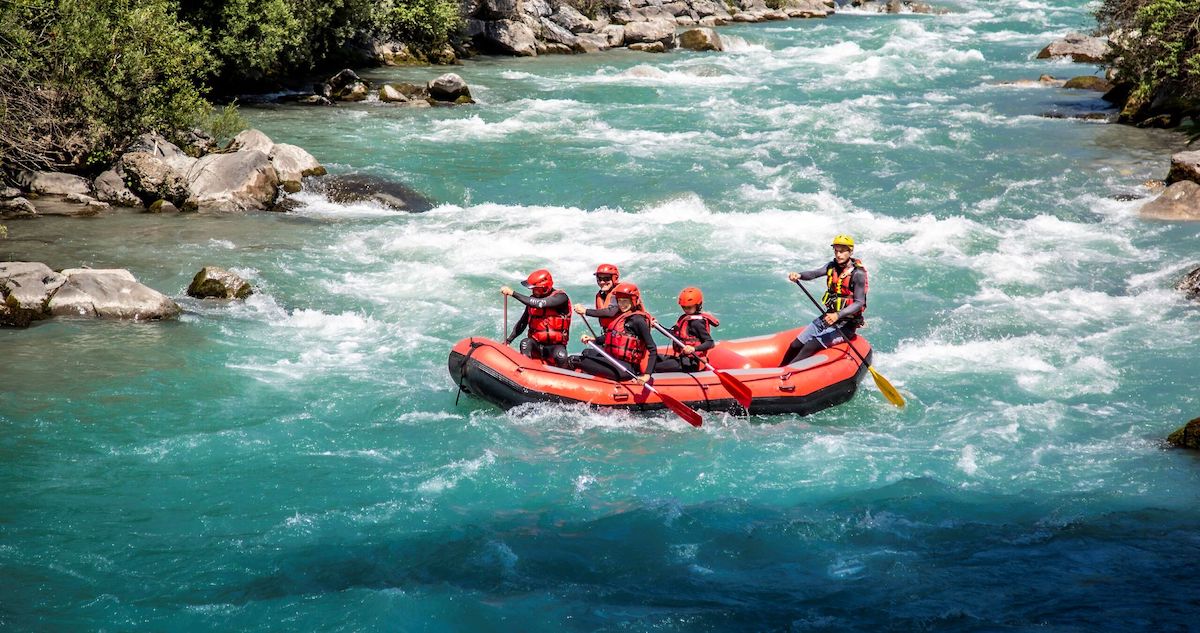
713,369,753,409
868,366,905,408
649,386,703,427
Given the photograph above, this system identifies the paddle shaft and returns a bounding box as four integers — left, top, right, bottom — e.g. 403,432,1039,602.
651,321,708,366
503,294,509,344
652,320,754,409
792,279,872,368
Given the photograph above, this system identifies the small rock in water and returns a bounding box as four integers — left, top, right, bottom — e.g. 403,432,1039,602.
1167,417,1200,450
1177,266,1200,301
187,266,253,300
310,174,435,213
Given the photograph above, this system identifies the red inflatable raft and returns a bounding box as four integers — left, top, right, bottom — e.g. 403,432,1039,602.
447,327,873,416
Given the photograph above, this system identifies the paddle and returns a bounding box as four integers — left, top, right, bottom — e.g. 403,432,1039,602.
584,341,703,427
577,315,703,427
502,294,509,345
651,320,753,409
792,279,905,408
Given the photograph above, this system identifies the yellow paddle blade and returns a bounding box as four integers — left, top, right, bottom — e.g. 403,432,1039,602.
868,365,905,408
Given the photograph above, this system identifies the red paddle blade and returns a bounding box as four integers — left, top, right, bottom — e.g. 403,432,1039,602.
713,369,753,409
648,386,703,427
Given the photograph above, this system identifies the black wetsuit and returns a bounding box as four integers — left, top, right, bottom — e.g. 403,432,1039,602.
577,312,657,381
506,290,571,367
654,315,715,373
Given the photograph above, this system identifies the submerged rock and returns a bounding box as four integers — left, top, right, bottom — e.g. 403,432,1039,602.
310,174,435,213
1177,266,1200,301
187,266,252,300
1167,417,1200,450
1063,75,1112,92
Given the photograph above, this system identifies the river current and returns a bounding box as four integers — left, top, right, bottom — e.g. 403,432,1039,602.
3,0,1200,630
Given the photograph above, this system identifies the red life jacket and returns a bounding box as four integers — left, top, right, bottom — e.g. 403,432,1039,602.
670,312,719,358
601,309,650,367
595,290,616,330
821,258,867,327
528,290,571,345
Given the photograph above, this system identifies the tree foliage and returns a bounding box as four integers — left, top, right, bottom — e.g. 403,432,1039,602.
1096,0,1200,120
1,0,214,170
0,0,464,172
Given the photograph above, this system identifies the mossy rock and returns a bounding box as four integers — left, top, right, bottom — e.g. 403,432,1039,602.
1063,76,1111,92
1167,417,1200,450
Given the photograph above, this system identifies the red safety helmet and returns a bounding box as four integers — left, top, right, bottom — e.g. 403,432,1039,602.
612,282,641,306
594,263,619,278
521,269,554,293
677,287,703,307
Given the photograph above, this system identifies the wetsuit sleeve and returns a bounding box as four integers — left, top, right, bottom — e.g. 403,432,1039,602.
511,290,570,312
507,309,529,343
796,266,827,281
585,304,620,319
630,315,657,375
835,269,867,320
691,319,714,352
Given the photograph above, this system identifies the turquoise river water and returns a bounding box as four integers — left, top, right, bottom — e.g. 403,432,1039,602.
3,0,1200,630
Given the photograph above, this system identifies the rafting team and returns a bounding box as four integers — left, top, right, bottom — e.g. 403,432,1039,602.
499,234,867,385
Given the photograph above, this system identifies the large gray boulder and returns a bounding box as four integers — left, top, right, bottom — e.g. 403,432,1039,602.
476,0,520,20
47,268,180,320
185,150,280,212
1036,33,1109,63
1139,180,1200,221
475,19,539,56
1167,417,1200,450
187,266,252,300
428,73,473,102
678,27,723,51
269,144,326,193
1166,150,1200,185
1178,266,1200,301
0,262,66,327
551,5,594,32
118,152,192,207
125,132,196,173
0,197,37,218
226,129,275,154
24,171,92,196
623,18,677,46
93,169,142,207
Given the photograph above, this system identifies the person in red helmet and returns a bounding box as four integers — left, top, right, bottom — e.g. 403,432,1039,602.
577,282,657,383
781,234,867,365
501,269,572,367
573,263,620,331
654,287,718,374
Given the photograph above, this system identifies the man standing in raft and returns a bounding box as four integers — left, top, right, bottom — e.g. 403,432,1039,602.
577,282,657,383
573,263,620,330
781,234,868,365
501,269,572,367
654,287,718,373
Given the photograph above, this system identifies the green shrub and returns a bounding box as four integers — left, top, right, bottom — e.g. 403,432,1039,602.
375,0,464,52
1,0,215,170
1096,0,1200,121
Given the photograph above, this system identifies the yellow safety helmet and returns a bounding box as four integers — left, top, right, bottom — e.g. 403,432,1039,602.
831,234,855,248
